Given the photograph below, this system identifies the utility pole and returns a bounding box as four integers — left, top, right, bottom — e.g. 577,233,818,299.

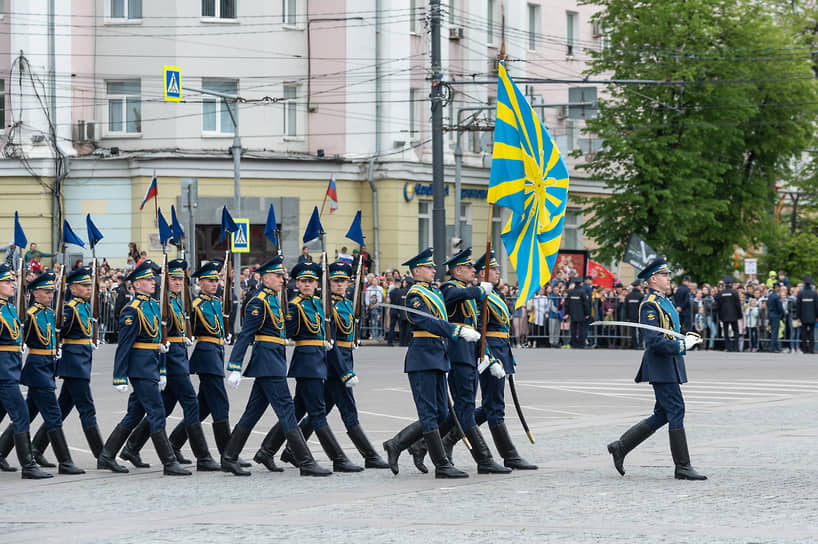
430,0,447,280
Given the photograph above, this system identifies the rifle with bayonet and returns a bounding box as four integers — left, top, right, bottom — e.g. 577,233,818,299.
222,249,232,338
159,252,169,347
89,257,100,347
53,264,66,346
351,257,365,348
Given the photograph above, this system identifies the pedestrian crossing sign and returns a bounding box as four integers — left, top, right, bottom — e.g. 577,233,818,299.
231,218,250,253
163,66,182,102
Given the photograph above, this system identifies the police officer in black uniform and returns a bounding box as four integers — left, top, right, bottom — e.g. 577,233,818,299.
715,276,742,352
96,260,190,476
797,275,818,354
118,259,220,472
625,280,644,349
674,275,692,334
566,278,590,349
606,256,706,481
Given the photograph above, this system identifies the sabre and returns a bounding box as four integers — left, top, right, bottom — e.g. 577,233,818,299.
508,375,535,444
590,320,687,340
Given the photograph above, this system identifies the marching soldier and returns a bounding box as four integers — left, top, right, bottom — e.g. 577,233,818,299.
27,267,105,467
279,262,389,470
220,256,330,477
96,260,189,475
0,264,52,478
470,251,537,470
382,248,481,478
426,248,508,474
253,261,356,473
606,255,707,480
167,260,249,468
118,259,220,472
0,272,84,474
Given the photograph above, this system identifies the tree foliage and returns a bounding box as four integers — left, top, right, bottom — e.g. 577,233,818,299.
576,0,818,283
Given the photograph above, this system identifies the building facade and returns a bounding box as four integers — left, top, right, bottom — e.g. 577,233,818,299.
0,0,612,282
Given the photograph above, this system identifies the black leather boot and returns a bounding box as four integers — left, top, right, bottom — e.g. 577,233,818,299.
606,420,655,476
382,420,424,475
406,439,428,473
315,425,363,473
168,421,192,464
83,425,104,459
187,423,220,471
280,417,311,468
489,423,538,470
15,432,53,479
119,419,151,468
425,430,468,479
151,429,192,476
464,426,511,474
97,424,131,473
254,423,285,472
285,428,331,477
213,420,251,467
221,425,252,476
30,424,55,467
441,425,461,463
0,424,16,471
48,428,85,475
669,428,707,480
347,424,389,469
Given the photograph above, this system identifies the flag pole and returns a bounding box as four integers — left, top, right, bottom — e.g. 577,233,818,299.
319,186,329,218
153,171,159,227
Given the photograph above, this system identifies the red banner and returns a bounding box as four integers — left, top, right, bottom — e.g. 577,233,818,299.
587,260,614,288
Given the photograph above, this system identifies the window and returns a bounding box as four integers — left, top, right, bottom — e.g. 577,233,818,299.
283,84,298,137
487,0,495,45
449,0,455,24
111,0,142,19
418,201,432,251
107,80,141,134
528,4,540,51
566,11,577,55
459,202,472,226
562,208,583,249
202,0,236,19
202,79,237,135
0,80,5,130
410,0,418,33
282,0,297,25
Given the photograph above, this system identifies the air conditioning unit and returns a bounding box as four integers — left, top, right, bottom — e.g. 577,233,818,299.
448,27,464,40
556,105,568,120
591,22,603,38
75,120,97,143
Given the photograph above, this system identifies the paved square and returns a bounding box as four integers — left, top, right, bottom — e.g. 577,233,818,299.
1,346,816,543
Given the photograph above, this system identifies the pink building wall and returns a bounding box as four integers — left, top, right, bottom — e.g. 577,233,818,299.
72,0,95,147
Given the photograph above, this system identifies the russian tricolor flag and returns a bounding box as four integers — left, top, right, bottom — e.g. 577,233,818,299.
140,176,158,210
326,177,338,213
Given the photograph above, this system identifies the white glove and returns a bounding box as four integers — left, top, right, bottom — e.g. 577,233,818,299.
91,342,99,350
345,375,359,388
458,327,481,342
324,340,334,351
489,361,506,379
480,282,494,295
477,355,492,374
115,384,129,393
227,370,242,390
684,333,701,351
55,348,62,360
158,375,167,391
184,336,195,347
159,342,170,354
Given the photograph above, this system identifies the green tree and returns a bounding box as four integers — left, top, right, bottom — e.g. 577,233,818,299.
577,0,818,282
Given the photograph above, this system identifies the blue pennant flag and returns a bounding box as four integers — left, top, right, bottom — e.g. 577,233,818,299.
302,206,323,244
345,210,365,247
221,207,238,242
170,205,184,242
264,204,278,245
157,208,173,247
86,214,104,249
13,211,27,249
62,220,86,248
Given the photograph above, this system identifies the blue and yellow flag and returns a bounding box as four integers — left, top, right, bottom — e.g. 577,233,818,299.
488,62,569,309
